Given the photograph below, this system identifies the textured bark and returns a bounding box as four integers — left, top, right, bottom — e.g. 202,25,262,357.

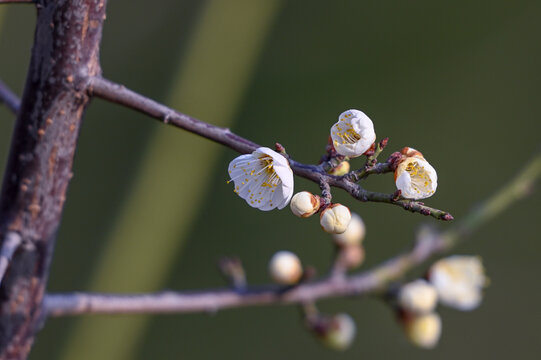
0,1,106,358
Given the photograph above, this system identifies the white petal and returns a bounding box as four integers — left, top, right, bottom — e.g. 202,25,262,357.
276,182,294,209
396,171,415,198
274,162,294,189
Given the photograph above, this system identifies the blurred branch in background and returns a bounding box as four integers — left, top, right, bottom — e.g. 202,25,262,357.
45,149,541,316
0,78,20,114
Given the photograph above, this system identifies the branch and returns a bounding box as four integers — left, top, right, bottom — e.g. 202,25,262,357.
0,232,21,286
0,79,21,114
89,76,452,220
0,1,108,357
0,0,34,4
44,150,541,316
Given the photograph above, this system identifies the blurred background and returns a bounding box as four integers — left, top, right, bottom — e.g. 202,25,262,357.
0,0,540,359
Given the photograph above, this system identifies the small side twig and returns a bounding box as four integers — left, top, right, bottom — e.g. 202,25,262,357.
0,79,21,114
0,232,22,286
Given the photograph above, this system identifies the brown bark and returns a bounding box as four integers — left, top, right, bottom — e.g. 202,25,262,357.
0,1,106,358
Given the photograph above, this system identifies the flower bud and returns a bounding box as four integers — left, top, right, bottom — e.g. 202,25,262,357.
336,245,365,270
332,212,366,246
328,161,350,176
268,251,303,285
290,191,321,218
312,313,356,351
398,279,438,315
320,204,351,234
404,313,442,349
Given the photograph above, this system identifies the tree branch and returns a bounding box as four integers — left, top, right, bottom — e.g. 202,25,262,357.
0,79,21,114
0,0,34,4
44,149,541,316
89,76,452,220
0,1,107,357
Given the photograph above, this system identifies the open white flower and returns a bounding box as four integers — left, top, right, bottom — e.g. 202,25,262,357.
330,109,376,157
394,147,437,200
228,147,294,211
428,255,488,311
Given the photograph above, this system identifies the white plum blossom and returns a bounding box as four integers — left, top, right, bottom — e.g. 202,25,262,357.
228,147,294,211
404,312,442,349
330,109,376,157
394,147,437,200
428,255,488,311
398,279,438,315
268,251,303,285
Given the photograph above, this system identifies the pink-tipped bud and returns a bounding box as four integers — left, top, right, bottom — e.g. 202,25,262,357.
342,245,365,270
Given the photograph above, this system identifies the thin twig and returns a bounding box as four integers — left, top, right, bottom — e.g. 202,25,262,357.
0,232,21,286
89,76,452,220
44,150,541,317
0,0,34,4
0,79,21,114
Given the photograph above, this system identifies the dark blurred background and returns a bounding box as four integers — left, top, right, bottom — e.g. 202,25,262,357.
1,1,540,359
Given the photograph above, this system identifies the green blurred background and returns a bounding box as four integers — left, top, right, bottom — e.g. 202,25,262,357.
1,0,540,359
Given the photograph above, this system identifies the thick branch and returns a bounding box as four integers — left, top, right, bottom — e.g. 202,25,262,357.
44,150,541,316
0,1,107,358
0,79,21,114
89,77,452,220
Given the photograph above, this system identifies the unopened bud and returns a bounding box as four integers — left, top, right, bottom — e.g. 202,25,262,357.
268,251,303,285
311,313,356,351
332,212,366,246
404,313,442,349
398,279,438,315
328,161,350,176
320,204,351,234
290,191,321,218
341,245,365,270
